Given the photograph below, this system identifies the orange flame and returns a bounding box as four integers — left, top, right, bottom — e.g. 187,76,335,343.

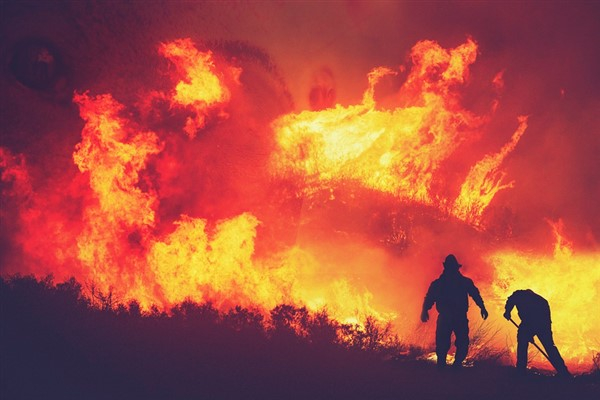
270,39,524,227
547,218,574,259
72,92,162,305
451,115,528,226
2,37,597,370
158,38,240,138
66,74,385,323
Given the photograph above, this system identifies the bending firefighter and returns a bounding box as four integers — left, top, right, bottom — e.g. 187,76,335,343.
421,254,488,368
503,289,571,377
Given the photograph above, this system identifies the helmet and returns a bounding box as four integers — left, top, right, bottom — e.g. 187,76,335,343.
443,254,462,270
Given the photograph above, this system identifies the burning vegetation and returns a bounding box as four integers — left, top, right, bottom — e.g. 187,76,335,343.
1,2,599,387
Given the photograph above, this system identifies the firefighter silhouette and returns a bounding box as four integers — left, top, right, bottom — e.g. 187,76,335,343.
504,289,571,377
421,254,488,367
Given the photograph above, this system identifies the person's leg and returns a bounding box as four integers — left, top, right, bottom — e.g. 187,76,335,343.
453,316,469,366
537,326,570,376
516,326,532,371
435,315,452,367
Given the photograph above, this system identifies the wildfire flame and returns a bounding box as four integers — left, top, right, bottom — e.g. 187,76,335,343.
451,115,528,226
158,38,241,138
1,37,598,371
271,38,524,227
69,74,384,322
489,220,600,370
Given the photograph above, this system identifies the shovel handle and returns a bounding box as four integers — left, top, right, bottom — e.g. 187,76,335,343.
508,317,551,362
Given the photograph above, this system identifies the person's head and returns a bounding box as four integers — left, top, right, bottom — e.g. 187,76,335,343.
443,254,462,271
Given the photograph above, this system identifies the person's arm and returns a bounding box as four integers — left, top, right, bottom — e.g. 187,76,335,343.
503,292,516,320
467,279,488,320
421,281,437,322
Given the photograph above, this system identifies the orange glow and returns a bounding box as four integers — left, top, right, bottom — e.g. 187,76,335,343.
0,148,31,198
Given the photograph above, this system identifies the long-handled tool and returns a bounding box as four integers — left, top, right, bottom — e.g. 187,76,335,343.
509,317,551,362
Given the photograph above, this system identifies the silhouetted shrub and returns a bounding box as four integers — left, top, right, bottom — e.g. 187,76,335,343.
224,305,264,332
469,321,510,365
306,309,339,346
270,304,310,338
2,274,597,400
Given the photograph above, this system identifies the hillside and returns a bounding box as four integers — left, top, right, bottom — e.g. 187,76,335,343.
1,275,598,400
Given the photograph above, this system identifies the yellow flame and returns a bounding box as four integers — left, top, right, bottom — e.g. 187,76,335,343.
547,218,574,259
489,227,600,370
73,92,162,228
149,213,287,309
271,38,523,225
70,91,388,323
72,92,162,304
158,38,240,137
451,116,528,226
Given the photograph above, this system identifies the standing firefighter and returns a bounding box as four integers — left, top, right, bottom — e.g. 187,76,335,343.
421,254,488,368
503,289,571,377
